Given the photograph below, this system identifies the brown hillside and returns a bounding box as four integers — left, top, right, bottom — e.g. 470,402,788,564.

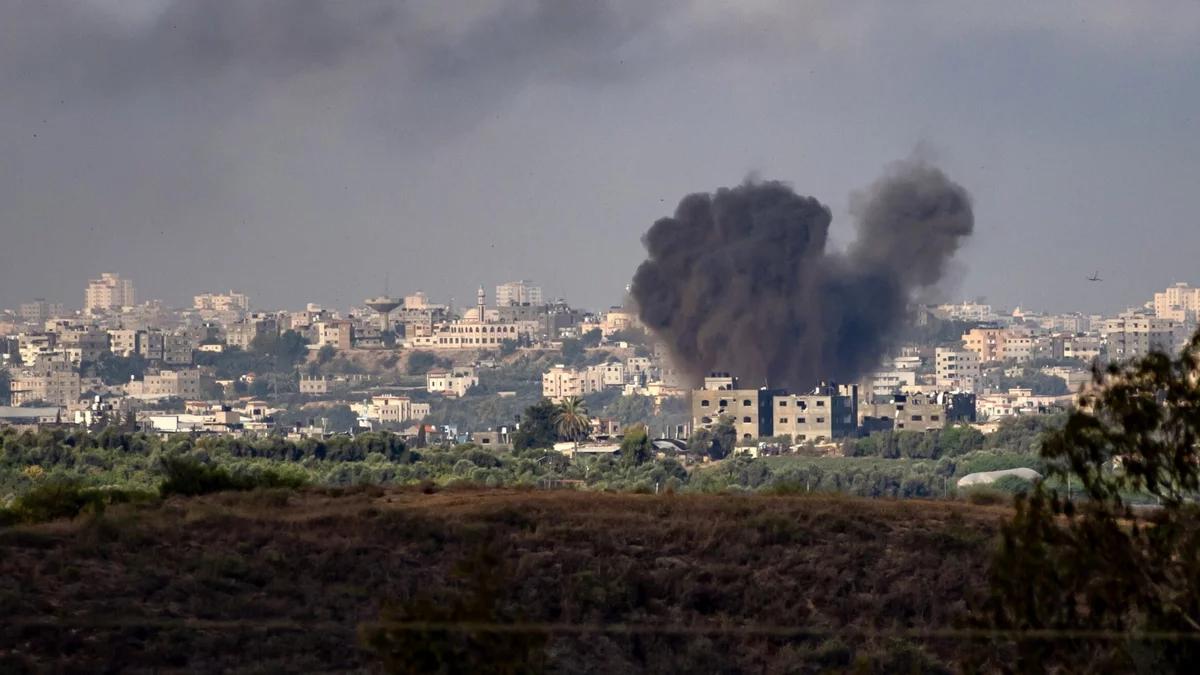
0,489,1007,673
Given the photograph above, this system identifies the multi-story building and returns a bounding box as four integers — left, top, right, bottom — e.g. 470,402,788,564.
600,308,638,337
543,364,583,403
126,369,202,400
10,361,81,407
225,314,279,350
691,374,783,442
1153,283,1200,322
427,366,479,398
962,327,1034,362
934,348,981,392
495,280,543,307
358,395,431,425
314,320,354,351
193,291,250,313
864,370,917,397
582,362,626,392
860,392,950,433
772,384,858,442
84,273,136,313
16,333,58,365
108,329,143,357
162,333,195,365
19,299,65,325
56,327,109,363
1102,312,1184,362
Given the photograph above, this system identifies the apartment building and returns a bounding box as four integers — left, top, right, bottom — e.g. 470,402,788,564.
313,320,353,351
16,333,58,365
19,299,65,325
126,369,202,400
10,361,81,407
108,329,143,357
427,366,479,397
495,280,543,307
1153,283,1200,322
772,384,858,442
865,370,917,397
226,314,279,350
962,327,1034,362
56,327,109,363
84,273,136,313
860,392,946,433
582,362,626,392
1102,313,1183,362
359,395,431,425
691,374,783,442
543,364,584,403
934,348,981,392
193,291,250,313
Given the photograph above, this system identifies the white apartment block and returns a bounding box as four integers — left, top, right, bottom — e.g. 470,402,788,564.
582,362,626,392
426,366,479,397
495,280,543,307
85,273,136,313
427,321,519,349
935,348,981,392
11,361,81,407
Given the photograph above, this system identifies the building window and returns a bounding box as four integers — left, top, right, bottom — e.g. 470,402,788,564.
778,418,787,424
719,399,727,407
911,415,923,421
778,400,787,407
742,416,751,423
743,399,752,406
798,417,806,424
701,400,710,407
816,400,825,407
816,417,825,423
930,415,940,421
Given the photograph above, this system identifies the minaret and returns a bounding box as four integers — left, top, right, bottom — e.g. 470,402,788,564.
476,286,486,323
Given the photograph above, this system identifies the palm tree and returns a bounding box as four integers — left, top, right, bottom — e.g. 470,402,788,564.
554,396,591,443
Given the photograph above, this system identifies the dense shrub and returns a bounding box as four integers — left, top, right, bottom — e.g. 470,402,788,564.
159,456,307,497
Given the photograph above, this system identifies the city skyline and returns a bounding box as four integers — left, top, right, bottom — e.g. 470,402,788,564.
2,2,1199,314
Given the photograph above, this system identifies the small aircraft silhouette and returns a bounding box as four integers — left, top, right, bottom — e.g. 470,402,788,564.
1088,271,1103,282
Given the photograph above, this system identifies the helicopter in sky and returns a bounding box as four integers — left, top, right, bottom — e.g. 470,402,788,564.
1088,271,1103,282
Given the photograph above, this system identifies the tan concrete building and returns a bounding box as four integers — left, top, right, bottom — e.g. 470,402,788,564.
11,361,81,407
543,364,584,403
194,291,250,313
359,395,431,425
315,320,354,351
962,327,1034,362
19,299,65,325
691,375,783,442
1153,283,1200,322
495,280,543,307
772,385,858,442
860,392,947,433
84,273,136,313
427,366,479,397
108,329,143,357
935,348,981,392
1102,313,1183,362
126,369,202,400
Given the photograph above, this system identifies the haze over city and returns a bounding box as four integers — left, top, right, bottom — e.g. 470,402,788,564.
3,0,1199,313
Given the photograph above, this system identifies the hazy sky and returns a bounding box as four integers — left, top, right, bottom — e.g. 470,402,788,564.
2,1,1198,315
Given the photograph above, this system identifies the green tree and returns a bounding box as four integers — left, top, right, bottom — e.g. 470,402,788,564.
580,328,602,348
559,338,585,365
976,333,1200,672
511,399,560,450
553,396,591,443
0,368,10,406
711,416,737,460
620,424,653,466
84,352,148,385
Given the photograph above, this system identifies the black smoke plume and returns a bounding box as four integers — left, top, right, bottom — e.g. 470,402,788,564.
630,159,974,390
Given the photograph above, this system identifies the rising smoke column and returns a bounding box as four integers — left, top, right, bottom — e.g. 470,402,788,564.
630,159,973,390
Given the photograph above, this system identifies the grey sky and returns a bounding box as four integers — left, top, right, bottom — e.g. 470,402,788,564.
1,1,1198,315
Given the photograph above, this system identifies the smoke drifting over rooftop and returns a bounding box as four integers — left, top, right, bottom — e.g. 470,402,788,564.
630,159,974,390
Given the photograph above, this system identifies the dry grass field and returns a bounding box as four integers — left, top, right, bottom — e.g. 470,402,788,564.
0,487,1009,672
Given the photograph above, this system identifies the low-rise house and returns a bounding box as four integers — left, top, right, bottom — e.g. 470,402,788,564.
427,366,479,397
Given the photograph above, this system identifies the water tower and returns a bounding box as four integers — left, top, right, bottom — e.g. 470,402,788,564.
365,295,401,333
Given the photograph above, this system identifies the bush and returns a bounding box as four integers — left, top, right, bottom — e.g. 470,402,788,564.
159,456,307,497
0,480,157,525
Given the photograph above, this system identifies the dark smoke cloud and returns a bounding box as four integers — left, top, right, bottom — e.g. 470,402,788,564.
630,159,974,390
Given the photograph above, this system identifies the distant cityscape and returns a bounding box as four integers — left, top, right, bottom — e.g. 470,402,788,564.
2,272,1199,459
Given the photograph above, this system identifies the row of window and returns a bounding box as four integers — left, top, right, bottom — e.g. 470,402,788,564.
777,417,826,424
